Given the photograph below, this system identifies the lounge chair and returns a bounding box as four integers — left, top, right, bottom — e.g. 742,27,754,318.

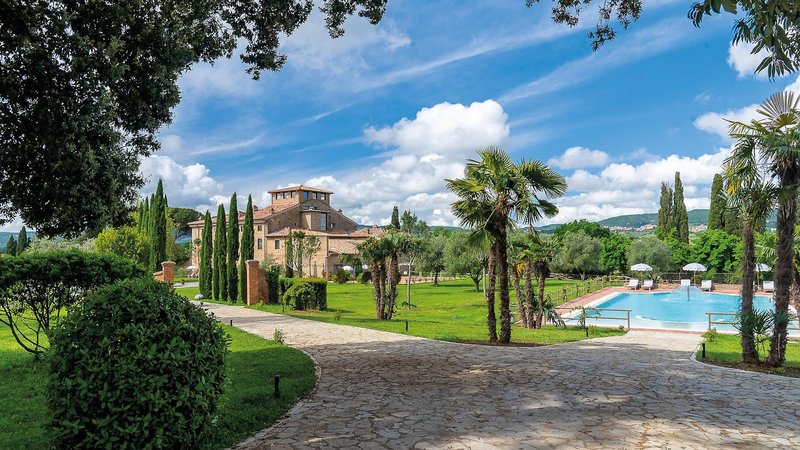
700,280,713,291
763,280,775,293
627,278,639,290
642,279,654,290
680,279,691,287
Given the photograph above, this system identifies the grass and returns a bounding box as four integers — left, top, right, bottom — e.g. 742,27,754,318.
179,278,626,345
702,333,800,377
0,322,316,449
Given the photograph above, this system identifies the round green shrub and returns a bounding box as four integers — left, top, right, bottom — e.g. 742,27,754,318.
334,269,351,284
283,282,317,310
47,278,228,449
357,271,372,285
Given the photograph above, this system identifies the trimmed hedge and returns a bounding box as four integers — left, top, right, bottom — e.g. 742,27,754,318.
48,278,228,449
265,265,280,304
0,250,146,355
278,277,326,310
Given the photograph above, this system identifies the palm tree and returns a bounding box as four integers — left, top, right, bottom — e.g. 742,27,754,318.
358,237,389,320
528,235,558,329
728,92,800,367
723,136,778,364
507,235,529,328
383,232,411,319
448,147,566,343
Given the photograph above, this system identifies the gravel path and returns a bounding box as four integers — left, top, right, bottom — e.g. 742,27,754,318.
200,302,800,450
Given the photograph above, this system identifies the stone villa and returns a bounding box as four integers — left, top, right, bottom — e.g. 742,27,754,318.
189,186,382,277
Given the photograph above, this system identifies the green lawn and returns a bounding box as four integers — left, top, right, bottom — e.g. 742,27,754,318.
180,278,626,345
0,322,316,449
703,333,800,376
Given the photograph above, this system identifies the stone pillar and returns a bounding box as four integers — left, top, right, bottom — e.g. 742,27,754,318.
161,261,176,285
246,260,269,305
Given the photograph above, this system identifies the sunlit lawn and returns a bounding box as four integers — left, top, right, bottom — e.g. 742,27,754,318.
179,278,626,345
0,322,315,449
703,333,800,375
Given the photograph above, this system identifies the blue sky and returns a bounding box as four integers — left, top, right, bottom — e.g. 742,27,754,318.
133,0,800,228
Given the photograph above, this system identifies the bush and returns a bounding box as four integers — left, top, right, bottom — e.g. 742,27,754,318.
335,269,351,284
283,283,317,311
94,226,150,266
48,278,228,449
265,265,281,304
357,271,372,285
0,250,146,355
279,277,326,310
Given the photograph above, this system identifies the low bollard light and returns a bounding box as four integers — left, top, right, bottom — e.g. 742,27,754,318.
230,319,233,327
701,342,706,359
405,320,408,332
274,374,281,398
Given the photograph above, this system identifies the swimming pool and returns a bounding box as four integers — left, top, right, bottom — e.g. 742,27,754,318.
583,287,796,333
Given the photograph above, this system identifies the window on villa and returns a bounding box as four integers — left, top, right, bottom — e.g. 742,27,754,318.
275,193,280,200
312,192,317,200
257,225,262,231
283,192,287,199
321,193,326,200
291,191,295,198
257,239,262,250
320,213,328,231
303,191,308,199
274,240,280,250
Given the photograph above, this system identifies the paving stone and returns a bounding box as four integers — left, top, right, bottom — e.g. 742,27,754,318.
199,303,800,449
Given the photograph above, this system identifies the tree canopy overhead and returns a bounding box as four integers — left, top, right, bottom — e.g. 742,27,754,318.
527,0,800,78
0,0,387,236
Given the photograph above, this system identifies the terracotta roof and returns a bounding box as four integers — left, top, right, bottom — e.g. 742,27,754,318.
269,185,333,195
264,225,384,238
188,203,295,227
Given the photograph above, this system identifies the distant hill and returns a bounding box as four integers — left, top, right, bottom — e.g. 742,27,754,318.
597,209,709,228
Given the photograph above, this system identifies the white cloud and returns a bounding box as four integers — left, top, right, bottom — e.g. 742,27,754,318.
179,45,262,99
727,41,769,79
543,147,730,224
306,100,510,226
547,146,609,170
694,76,800,142
139,155,225,213
281,9,410,76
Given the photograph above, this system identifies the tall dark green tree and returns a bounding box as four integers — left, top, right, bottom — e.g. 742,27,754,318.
707,173,726,230
16,226,28,255
657,183,673,236
199,211,213,298
285,232,294,278
148,180,167,271
214,204,227,301
673,172,689,243
238,195,255,302
227,194,240,302
0,1,387,236
5,235,16,256
390,206,400,230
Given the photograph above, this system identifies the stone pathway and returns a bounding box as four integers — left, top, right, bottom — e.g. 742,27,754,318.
201,303,800,449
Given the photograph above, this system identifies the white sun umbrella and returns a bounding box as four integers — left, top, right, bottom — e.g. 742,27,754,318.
630,263,653,283
187,265,197,270
342,265,353,272
682,263,707,287
755,263,771,291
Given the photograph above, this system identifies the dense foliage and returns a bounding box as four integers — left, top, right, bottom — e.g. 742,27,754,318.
707,173,726,230
0,251,145,355
200,211,213,298
0,0,387,235
227,194,240,302
279,278,327,310
239,196,255,302
94,226,151,266
47,278,227,449
214,204,228,301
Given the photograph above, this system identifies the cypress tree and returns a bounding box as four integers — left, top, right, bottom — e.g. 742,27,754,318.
149,180,167,271
200,210,213,298
285,232,294,277
227,193,239,302
214,204,227,301
724,208,743,235
390,206,400,230
707,173,726,230
136,202,145,232
657,183,673,236
238,195,255,302
6,235,16,256
16,226,28,255
673,172,689,242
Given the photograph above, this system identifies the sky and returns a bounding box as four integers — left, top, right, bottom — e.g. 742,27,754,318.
57,0,800,230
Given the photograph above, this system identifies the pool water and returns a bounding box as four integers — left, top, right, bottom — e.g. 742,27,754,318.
587,287,790,333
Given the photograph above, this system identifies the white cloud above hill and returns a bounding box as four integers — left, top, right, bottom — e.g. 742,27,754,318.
548,146,609,169
139,155,225,213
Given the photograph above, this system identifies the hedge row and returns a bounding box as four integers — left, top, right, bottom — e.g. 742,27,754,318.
278,277,326,310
